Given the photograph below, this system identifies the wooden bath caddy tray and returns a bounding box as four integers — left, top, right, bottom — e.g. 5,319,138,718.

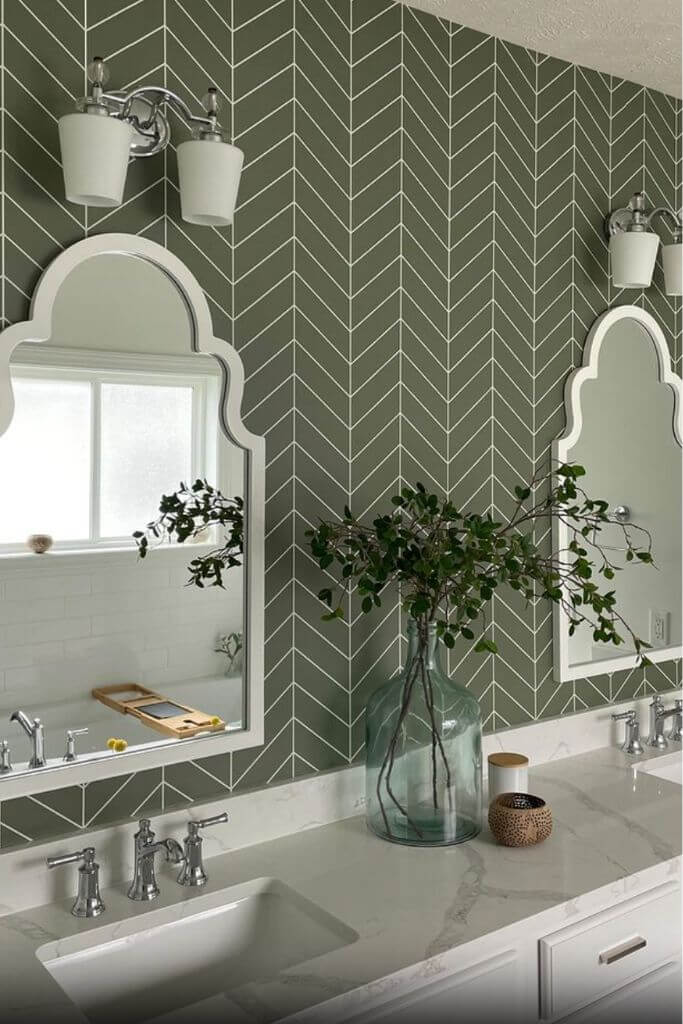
92,684,225,739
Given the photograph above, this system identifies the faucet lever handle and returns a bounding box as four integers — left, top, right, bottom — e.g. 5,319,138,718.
63,727,88,762
612,710,643,755
189,811,229,835
179,811,229,887
46,847,105,918
47,846,95,870
612,710,636,722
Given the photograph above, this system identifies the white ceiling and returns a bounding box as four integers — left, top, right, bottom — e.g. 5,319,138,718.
399,0,682,98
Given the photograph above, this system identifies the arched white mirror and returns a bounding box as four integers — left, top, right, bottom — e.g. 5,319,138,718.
0,234,264,797
553,305,682,681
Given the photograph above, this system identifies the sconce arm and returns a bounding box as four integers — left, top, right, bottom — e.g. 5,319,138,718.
119,86,220,134
647,207,683,242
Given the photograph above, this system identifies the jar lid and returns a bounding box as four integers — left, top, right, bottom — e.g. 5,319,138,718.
487,752,529,767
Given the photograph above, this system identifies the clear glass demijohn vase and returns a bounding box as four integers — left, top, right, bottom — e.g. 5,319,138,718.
365,619,482,846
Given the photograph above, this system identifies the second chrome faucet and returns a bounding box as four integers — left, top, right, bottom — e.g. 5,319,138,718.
128,813,229,901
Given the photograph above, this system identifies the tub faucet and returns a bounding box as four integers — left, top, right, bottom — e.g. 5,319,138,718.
10,710,46,768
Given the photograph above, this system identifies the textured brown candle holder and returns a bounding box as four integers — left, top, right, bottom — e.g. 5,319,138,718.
488,792,552,847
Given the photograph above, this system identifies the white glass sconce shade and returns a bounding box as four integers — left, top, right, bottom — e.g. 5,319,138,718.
609,231,659,289
59,113,133,207
177,140,245,226
662,243,683,296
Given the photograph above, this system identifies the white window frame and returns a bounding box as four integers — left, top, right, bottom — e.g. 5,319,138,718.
0,346,222,554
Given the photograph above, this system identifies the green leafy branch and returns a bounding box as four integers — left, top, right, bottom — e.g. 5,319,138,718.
307,462,653,662
133,479,243,589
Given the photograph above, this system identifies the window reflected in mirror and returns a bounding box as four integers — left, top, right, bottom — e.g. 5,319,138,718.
0,253,247,772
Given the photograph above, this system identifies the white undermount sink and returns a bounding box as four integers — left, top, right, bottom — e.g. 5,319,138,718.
635,751,682,785
37,877,357,1023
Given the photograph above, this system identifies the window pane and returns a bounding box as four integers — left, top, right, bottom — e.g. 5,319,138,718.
99,382,193,538
0,376,91,544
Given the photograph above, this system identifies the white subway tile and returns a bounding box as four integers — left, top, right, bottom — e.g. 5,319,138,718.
0,597,66,625
145,622,220,650
63,633,146,659
4,575,91,601
3,665,43,691
91,568,170,594
0,646,34,670
90,607,170,637
2,617,90,646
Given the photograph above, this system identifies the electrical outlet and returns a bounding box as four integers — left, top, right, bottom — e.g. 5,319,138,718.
650,609,670,647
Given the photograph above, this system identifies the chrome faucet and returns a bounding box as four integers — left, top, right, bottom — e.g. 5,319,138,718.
177,812,229,887
612,709,644,755
47,847,105,918
668,699,682,742
646,696,682,749
10,710,46,768
128,818,185,901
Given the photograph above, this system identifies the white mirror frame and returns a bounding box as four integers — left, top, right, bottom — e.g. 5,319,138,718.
0,233,265,798
553,304,683,682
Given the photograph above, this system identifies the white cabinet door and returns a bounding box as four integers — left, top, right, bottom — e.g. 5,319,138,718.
346,949,530,1024
557,960,682,1024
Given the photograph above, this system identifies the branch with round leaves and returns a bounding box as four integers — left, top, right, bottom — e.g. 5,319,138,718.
306,463,654,663
133,479,243,589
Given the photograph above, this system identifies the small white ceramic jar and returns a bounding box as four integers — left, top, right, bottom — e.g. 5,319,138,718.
487,752,529,802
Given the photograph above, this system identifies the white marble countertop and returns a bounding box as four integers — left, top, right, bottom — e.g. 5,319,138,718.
2,745,681,1023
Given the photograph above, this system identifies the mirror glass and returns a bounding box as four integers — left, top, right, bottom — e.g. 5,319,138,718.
0,254,247,771
563,315,682,673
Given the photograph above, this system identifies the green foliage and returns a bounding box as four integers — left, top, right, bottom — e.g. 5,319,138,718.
306,464,653,661
215,630,243,671
133,479,243,589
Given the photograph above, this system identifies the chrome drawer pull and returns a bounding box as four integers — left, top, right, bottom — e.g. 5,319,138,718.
599,937,647,965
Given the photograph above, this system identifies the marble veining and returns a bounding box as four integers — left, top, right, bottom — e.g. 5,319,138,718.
1,745,680,1023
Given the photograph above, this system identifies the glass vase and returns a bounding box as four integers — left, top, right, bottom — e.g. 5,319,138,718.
365,619,482,846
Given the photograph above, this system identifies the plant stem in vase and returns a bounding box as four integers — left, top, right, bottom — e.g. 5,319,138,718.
366,618,481,846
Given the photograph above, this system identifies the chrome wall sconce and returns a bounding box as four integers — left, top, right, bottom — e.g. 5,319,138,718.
58,57,244,227
605,192,682,295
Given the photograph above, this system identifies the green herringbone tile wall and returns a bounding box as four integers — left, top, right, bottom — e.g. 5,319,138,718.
0,0,680,847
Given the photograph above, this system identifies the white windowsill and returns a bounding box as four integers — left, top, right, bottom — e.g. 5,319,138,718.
0,542,218,572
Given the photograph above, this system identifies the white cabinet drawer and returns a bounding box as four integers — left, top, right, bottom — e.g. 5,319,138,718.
540,882,681,1020
341,950,527,1024
556,960,682,1024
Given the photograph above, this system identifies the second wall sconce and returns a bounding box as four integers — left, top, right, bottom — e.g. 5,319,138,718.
605,192,682,295
59,58,244,227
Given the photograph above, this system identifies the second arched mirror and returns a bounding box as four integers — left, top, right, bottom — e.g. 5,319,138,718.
553,305,682,681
